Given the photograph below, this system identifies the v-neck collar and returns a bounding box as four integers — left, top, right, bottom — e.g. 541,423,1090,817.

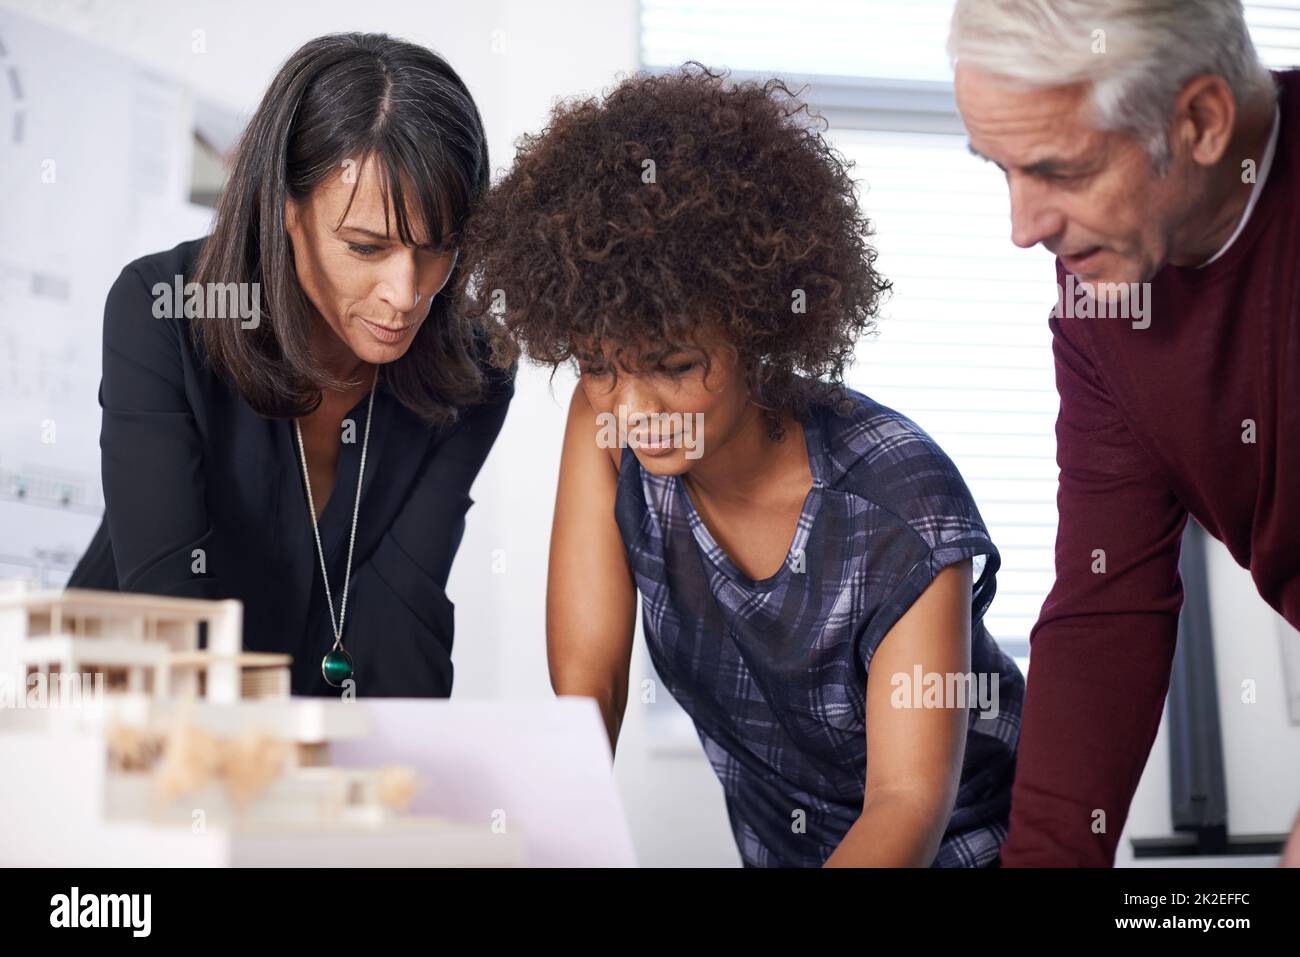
671,404,826,593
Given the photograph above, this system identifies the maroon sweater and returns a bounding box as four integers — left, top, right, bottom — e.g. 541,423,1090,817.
1001,69,1300,866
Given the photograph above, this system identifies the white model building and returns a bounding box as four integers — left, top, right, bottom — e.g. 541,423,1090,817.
0,580,524,866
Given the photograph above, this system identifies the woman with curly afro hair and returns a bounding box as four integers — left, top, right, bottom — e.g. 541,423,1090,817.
457,63,1023,868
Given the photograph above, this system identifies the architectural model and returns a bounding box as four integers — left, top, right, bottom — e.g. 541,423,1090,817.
0,580,524,866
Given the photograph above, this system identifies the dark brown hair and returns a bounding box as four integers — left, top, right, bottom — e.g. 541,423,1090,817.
456,62,890,438
192,32,491,426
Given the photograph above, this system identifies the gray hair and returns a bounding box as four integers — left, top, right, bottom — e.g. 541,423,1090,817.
948,0,1275,172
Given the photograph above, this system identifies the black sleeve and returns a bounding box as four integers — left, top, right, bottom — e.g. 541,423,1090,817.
95,262,222,598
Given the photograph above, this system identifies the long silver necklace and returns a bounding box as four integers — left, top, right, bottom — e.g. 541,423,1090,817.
294,364,378,688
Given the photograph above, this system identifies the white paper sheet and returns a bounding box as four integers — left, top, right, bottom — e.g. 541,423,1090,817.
329,695,638,867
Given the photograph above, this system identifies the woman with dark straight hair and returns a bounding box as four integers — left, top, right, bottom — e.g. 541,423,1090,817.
68,33,513,698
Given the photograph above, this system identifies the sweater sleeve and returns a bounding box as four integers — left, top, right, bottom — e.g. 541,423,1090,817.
96,262,223,599
1000,289,1187,866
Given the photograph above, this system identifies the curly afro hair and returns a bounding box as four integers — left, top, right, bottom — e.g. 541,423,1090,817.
456,62,890,439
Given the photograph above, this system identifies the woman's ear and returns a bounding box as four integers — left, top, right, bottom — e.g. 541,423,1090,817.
284,197,298,232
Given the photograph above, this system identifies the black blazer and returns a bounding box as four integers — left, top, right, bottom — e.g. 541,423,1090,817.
68,237,514,697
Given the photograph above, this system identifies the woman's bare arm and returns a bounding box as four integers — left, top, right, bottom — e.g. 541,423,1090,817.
824,559,973,866
547,386,638,757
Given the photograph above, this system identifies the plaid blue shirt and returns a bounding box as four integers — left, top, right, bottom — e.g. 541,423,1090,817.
614,388,1024,867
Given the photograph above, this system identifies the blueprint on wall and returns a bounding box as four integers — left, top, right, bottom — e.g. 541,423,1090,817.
0,9,216,586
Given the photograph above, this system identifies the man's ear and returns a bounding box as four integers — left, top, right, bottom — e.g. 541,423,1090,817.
1174,73,1238,167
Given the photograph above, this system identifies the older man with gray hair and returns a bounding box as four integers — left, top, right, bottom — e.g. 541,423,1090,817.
949,0,1297,866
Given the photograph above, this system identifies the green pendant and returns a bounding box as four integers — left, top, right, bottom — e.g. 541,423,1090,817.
322,646,354,687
